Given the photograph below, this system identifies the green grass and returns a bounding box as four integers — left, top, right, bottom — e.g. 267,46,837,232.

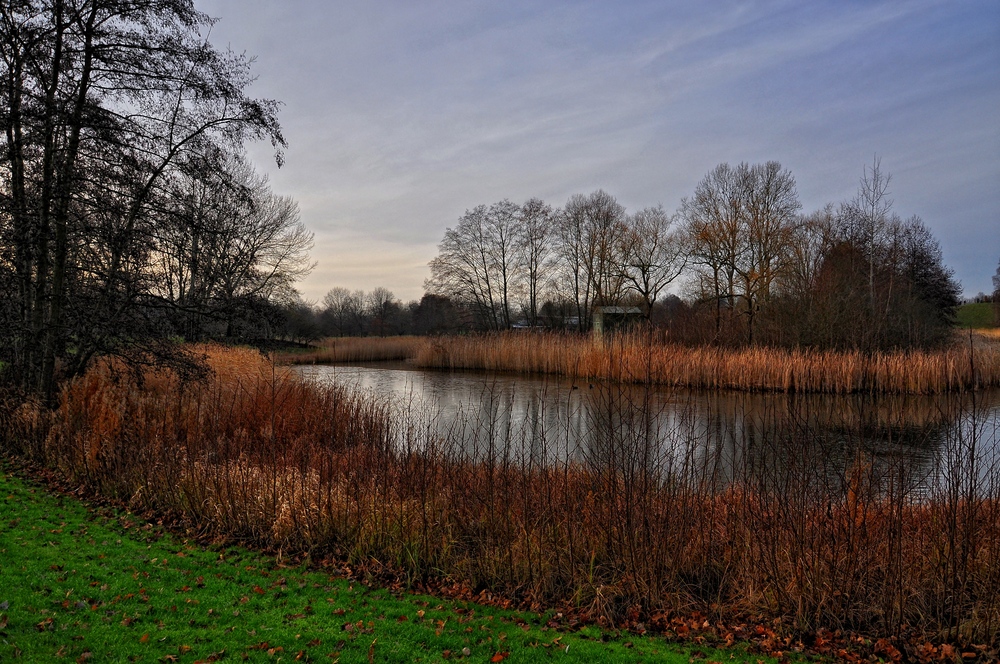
957,302,997,329
0,470,805,663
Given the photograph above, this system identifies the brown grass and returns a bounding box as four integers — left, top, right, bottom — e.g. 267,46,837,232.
977,328,1000,342
2,344,998,644
414,331,1000,394
275,336,427,365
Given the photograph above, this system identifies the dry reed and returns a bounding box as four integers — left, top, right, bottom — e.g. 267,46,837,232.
414,331,1000,394
2,344,997,645
976,328,1000,342
275,336,427,365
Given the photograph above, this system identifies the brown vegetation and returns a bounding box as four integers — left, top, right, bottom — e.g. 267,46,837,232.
977,328,1000,342
275,336,427,365
2,345,998,647
413,331,1000,394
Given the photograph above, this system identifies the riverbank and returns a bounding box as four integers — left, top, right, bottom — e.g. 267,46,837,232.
2,468,787,663
278,332,1000,395
2,344,997,652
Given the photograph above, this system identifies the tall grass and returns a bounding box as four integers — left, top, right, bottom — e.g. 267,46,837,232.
2,344,997,646
414,331,1000,394
275,336,427,365
977,328,1000,342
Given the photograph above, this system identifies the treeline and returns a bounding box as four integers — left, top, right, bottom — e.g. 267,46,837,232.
0,1,312,399
246,160,971,353
274,288,464,342
421,159,961,351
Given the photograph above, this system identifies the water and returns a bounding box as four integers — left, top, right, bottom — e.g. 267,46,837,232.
295,363,1000,499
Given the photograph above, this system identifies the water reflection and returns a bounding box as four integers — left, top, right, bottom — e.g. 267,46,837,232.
294,363,1000,499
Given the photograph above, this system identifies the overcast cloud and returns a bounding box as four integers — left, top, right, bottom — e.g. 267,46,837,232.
197,0,999,303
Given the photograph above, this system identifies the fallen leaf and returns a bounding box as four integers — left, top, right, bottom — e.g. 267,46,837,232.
491,652,509,662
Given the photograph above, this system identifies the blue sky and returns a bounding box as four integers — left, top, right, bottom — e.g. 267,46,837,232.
197,0,999,303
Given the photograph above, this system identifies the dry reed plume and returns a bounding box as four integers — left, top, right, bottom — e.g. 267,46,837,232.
414,331,1000,394
1,344,997,646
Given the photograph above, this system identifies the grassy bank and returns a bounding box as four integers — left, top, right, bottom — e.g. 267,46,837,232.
0,469,774,663
957,303,997,329
2,345,998,653
413,331,1000,394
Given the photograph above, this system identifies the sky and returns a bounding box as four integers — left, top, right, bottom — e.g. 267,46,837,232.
196,0,1000,304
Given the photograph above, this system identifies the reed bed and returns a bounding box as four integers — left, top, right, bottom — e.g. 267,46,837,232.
2,345,998,646
275,335,428,365
414,331,1000,394
976,328,1000,342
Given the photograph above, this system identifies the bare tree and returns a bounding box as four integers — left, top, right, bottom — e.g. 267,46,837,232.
737,162,801,342
680,162,800,343
517,198,555,326
366,287,397,337
620,205,686,320
557,190,627,329
555,197,592,330
0,0,285,399
153,156,313,339
427,199,533,330
321,287,366,336
782,205,837,298
427,204,501,330
484,199,520,329
680,163,749,340
582,190,629,309
844,156,893,304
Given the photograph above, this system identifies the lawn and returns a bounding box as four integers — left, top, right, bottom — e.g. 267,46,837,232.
0,469,801,663
956,302,997,329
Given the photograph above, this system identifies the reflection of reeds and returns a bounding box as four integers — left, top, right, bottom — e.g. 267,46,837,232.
276,336,427,364
2,344,998,644
414,332,1000,394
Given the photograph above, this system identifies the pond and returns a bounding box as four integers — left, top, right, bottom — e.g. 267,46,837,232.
295,363,1000,500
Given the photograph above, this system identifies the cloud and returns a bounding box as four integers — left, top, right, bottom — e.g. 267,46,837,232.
201,0,1000,301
